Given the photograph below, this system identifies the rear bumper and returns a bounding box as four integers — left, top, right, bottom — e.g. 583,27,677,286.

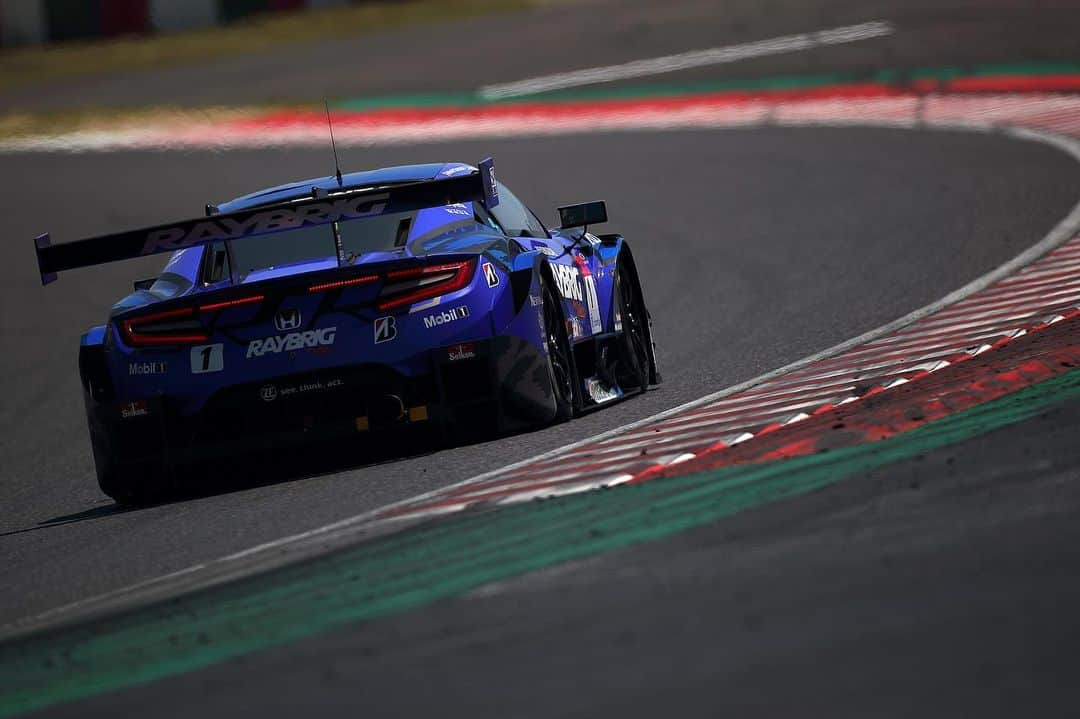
85,335,555,471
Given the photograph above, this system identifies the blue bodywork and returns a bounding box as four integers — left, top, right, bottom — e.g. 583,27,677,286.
71,161,656,499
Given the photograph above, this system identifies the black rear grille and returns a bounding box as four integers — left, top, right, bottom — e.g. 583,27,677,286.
188,364,435,444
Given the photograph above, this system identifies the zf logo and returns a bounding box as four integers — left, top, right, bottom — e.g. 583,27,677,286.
274,308,302,332
551,264,582,301
374,316,397,344
482,262,499,288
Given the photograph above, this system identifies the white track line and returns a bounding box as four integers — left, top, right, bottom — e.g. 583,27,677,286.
2,124,1078,643
479,21,893,99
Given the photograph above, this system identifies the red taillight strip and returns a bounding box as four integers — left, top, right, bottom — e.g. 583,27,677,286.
385,262,467,280
199,294,265,312
377,259,476,311
124,331,210,346
121,306,209,346
307,275,378,293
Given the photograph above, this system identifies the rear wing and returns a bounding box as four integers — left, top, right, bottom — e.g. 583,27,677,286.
33,157,500,285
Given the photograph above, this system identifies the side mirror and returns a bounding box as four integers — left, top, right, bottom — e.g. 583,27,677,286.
558,201,607,230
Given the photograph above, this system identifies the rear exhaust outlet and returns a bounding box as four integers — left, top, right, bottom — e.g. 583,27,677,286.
371,394,406,423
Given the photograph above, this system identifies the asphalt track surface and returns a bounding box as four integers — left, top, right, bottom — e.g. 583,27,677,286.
3,1,1080,715
50,372,1080,719
2,127,1078,632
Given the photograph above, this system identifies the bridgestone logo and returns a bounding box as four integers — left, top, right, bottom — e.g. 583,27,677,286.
551,264,582,301
246,328,336,358
423,306,470,329
141,193,390,255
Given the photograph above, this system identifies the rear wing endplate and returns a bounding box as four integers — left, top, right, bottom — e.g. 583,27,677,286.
34,159,499,285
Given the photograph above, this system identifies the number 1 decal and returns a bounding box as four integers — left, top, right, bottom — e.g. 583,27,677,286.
190,344,224,374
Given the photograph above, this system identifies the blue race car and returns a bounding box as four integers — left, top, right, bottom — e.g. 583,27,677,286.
33,159,660,504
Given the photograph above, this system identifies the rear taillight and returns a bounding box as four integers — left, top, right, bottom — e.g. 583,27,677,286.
377,259,476,311
121,294,265,346
120,259,476,346
198,294,264,312
120,307,209,346
307,275,378,293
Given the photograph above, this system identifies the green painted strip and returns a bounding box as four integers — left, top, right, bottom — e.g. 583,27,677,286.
4,367,1080,717
333,62,1080,111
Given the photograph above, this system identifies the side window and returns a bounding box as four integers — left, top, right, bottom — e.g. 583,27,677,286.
490,182,547,238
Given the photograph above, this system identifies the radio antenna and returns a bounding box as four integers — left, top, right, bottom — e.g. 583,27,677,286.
324,98,343,187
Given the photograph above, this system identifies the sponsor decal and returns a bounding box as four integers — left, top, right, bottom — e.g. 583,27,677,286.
574,254,604,334
534,245,559,257
448,343,477,361
586,377,623,404
258,377,339,399
482,262,500,288
262,377,345,403
423,305,470,329
120,400,150,419
584,232,602,247
247,328,336,358
570,301,586,319
551,263,582,301
568,316,584,340
529,293,543,307
128,361,167,376
374,316,397,344
141,193,390,255
445,203,471,217
583,273,603,333
191,343,224,373
274,308,302,332
440,165,472,177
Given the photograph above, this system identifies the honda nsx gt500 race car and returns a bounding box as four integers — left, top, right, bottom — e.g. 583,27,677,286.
33,159,660,503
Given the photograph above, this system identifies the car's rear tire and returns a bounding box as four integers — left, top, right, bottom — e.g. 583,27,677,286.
541,271,581,421
613,260,652,394
95,452,168,506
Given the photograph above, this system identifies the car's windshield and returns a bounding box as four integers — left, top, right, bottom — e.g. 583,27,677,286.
224,210,410,280
223,205,499,281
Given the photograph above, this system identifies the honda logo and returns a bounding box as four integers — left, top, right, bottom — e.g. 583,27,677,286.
274,308,302,332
